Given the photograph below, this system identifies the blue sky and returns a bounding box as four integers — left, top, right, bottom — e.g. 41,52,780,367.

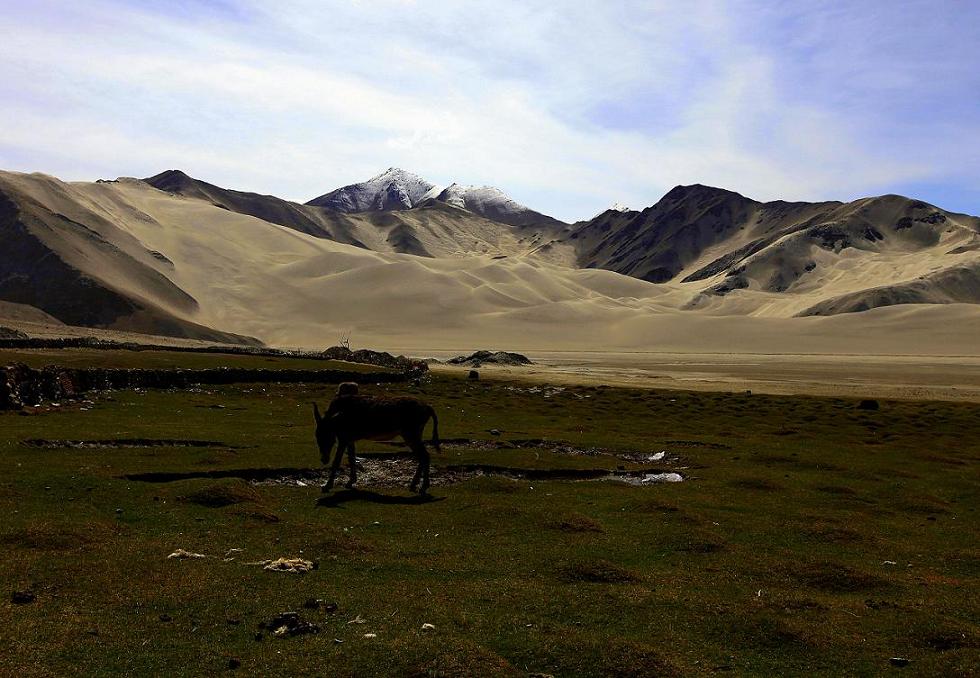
1,0,978,222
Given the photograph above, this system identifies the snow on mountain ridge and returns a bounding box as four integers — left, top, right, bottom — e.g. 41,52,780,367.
308,168,564,226
307,168,442,212
436,183,522,213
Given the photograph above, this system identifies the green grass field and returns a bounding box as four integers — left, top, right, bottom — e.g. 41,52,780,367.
1,360,978,676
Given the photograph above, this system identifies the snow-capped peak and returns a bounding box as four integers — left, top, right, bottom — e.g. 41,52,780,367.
309,169,563,226
307,168,442,212
610,202,632,212
436,184,517,212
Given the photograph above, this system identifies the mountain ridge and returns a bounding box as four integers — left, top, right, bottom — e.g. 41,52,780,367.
2,166,979,348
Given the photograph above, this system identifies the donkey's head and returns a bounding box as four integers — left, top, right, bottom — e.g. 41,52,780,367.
312,402,336,466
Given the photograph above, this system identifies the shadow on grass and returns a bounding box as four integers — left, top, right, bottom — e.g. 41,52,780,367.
316,488,446,508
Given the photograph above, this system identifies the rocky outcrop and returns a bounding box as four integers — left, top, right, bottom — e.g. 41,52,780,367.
320,345,427,373
447,350,533,367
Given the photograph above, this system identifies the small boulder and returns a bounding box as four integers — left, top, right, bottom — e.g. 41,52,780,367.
11,590,35,605
858,399,880,411
468,370,480,381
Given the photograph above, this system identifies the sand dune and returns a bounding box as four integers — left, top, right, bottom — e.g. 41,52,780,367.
2,169,980,355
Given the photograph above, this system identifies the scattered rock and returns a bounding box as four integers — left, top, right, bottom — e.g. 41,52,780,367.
640,472,684,484
889,657,910,668
0,361,416,410
320,345,427,374
0,327,29,340
363,632,377,639
422,623,436,632
167,548,207,560
448,350,533,367
159,614,173,622
858,399,880,411
227,658,241,670
11,590,35,605
263,611,319,638
302,598,337,613
261,557,315,573
468,370,480,380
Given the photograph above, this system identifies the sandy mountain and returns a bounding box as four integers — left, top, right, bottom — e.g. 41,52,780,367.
2,169,980,353
146,169,572,262
144,169,378,247
0,172,259,344
567,184,980,316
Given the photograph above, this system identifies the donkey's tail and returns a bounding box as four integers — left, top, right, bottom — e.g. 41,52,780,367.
429,407,441,452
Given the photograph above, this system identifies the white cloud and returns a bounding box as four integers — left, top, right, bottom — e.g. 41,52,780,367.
0,0,977,220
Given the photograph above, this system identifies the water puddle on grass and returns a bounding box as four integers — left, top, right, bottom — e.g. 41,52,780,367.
250,457,685,488
123,456,684,488
115,438,688,487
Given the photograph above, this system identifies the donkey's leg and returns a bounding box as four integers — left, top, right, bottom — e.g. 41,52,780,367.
345,442,357,489
407,436,424,492
408,439,431,495
325,438,346,491
419,444,431,495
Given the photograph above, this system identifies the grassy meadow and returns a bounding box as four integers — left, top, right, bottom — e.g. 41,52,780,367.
1,350,978,676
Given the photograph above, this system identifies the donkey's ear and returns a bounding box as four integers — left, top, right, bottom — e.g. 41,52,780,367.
312,402,322,423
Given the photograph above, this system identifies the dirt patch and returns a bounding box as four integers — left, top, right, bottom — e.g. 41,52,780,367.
416,640,520,677
0,521,116,551
560,559,640,583
801,523,868,544
674,539,726,554
814,485,858,496
795,562,891,593
730,478,782,491
181,481,261,508
25,438,237,449
549,513,605,533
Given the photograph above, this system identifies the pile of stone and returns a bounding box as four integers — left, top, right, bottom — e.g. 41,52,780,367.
320,346,427,374
447,350,533,367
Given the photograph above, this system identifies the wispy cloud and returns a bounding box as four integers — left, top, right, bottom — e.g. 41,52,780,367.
0,0,977,220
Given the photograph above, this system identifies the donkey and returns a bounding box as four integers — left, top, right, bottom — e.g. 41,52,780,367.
313,394,440,494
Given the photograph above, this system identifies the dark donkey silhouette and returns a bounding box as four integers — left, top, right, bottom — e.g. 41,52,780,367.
313,394,440,494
